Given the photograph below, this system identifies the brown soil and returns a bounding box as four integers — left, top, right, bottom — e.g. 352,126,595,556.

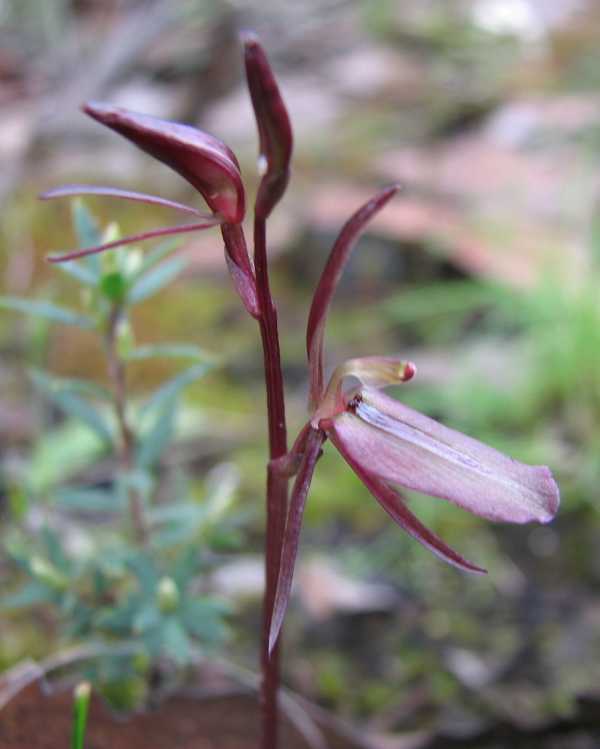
0,682,369,749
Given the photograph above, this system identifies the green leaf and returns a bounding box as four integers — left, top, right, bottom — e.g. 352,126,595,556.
30,369,113,445
56,260,99,286
72,199,102,247
36,376,112,402
128,257,186,304
71,200,102,277
171,546,200,588
136,397,176,469
41,526,70,573
148,503,204,548
132,238,181,280
0,296,94,329
52,487,126,513
97,597,139,634
0,581,55,609
125,344,212,362
148,503,201,525
127,553,158,596
160,617,192,664
29,421,104,494
181,597,229,643
133,605,161,634
142,362,211,416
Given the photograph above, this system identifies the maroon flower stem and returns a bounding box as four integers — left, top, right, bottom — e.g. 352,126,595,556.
254,215,288,749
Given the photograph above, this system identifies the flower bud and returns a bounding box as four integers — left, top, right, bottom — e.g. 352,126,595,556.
156,576,179,613
243,33,293,219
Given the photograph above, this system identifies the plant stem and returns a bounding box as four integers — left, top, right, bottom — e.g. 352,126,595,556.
105,304,148,545
253,215,288,749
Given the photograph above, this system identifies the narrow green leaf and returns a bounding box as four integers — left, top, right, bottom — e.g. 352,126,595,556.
71,199,102,277
41,526,70,573
182,597,229,643
33,375,111,402
72,199,102,247
142,362,211,416
29,422,103,494
56,260,99,286
52,487,126,513
136,397,176,469
125,344,211,362
127,553,158,596
128,257,186,304
0,582,54,609
160,617,191,664
133,605,161,634
172,546,200,588
148,503,204,548
30,369,113,444
0,296,94,329
148,503,202,525
132,238,181,280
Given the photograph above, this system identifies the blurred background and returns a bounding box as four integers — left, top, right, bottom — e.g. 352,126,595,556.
1,0,600,746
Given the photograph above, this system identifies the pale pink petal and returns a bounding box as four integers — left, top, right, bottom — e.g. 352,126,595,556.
327,390,559,524
331,433,485,573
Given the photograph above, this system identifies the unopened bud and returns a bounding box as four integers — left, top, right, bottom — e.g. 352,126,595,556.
156,576,179,613
243,32,293,219
74,681,91,701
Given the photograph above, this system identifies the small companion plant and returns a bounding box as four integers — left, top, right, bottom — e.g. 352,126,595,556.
12,32,560,749
1,201,236,698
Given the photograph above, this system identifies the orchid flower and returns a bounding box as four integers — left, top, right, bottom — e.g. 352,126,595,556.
268,185,560,653
41,102,258,317
40,34,561,749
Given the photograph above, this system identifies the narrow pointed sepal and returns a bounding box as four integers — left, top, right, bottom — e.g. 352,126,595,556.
40,185,203,216
330,388,560,525
243,32,293,219
306,185,401,407
268,428,324,655
83,102,245,224
48,218,222,262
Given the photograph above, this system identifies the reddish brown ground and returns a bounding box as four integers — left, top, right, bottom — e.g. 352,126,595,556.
0,683,366,749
